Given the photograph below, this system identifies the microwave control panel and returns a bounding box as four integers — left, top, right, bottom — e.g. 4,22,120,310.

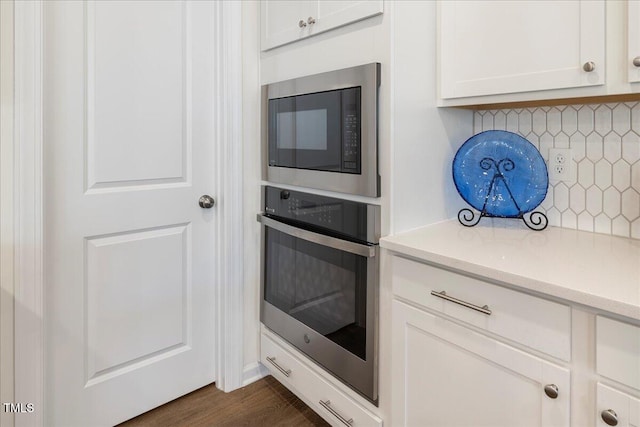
342,112,359,171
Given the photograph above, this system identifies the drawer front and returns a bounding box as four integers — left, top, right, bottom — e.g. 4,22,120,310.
391,255,571,361
260,332,382,427
597,316,640,391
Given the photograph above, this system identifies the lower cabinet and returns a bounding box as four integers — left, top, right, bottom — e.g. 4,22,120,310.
391,300,570,427
597,383,640,427
260,330,382,427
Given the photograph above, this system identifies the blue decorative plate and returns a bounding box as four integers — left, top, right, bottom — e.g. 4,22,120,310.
453,130,548,218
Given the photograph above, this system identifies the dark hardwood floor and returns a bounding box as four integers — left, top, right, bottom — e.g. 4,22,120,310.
118,375,329,427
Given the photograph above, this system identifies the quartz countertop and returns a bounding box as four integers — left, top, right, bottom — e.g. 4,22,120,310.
380,220,640,321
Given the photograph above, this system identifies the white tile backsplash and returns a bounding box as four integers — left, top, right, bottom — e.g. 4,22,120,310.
474,102,640,239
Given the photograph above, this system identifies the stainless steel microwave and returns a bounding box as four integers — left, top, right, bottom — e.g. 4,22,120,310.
262,63,380,197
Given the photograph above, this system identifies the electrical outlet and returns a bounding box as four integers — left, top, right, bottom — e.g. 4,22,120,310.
548,148,572,182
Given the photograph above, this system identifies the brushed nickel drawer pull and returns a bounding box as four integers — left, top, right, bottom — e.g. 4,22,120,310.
430,290,492,315
319,400,353,426
266,356,291,377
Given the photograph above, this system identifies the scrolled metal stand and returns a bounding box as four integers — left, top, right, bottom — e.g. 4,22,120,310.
457,156,548,231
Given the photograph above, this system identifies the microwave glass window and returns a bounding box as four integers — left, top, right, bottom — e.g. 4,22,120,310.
268,87,361,174
264,227,367,360
276,109,328,151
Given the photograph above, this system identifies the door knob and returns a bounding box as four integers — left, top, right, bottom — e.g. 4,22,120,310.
298,19,307,28
633,56,640,67
198,195,215,209
583,61,596,72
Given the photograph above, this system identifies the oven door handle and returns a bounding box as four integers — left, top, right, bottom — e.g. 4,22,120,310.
257,214,377,258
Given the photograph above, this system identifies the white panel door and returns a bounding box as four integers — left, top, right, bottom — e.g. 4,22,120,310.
629,1,640,83
391,300,570,427
439,0,605,99
44,1,217,425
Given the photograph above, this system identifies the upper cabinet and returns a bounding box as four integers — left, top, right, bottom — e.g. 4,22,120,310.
438,0,640,106
629,1,640,83
439,0,605,100
261,0,383,51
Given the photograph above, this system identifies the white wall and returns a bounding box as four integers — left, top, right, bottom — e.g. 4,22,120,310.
391,1,472,234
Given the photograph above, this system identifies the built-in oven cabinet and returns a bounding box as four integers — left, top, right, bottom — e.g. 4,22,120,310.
261,328,382,427
260,1,383,51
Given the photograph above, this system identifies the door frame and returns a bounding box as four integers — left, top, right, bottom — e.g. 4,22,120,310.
11,2,245,425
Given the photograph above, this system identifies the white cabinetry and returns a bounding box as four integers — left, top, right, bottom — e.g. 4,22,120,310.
390,256,571,427
261,1,383,51
438,0,640,106
597,384,640,427
629,1,640,83
596,316,640,427
439,0,605,99
392,300,570,427
260,329,382,427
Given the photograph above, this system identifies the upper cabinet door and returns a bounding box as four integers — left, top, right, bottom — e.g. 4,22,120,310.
629,1,640,83
313,1,383,35
439,0,605,99
261,0,383,51
261,1,315,51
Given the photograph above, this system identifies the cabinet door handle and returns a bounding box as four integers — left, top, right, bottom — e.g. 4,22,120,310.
307,16,316,25
266,356,291,377
319,400,353,426
298,19,307,28
430,290,492,315
601,409,618,426
583,61,596,72
543,384,558,399
633,56,640,67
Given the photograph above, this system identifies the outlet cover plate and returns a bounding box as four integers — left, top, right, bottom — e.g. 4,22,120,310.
548,148,573,182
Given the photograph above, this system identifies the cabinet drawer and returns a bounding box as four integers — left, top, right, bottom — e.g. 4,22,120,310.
260,332,382,427
391,255,571,361
597,383,640,427
597,316,640,391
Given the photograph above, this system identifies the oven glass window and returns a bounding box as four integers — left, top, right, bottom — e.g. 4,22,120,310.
264,227,367,360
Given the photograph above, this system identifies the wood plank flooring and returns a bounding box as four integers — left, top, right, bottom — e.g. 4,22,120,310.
118,375,329,427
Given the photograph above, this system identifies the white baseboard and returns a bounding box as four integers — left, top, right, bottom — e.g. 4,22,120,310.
242,362,269,387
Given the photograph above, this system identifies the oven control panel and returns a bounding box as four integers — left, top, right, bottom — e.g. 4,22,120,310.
263,186,377,243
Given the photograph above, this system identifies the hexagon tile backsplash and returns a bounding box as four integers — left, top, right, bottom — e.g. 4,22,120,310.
474,102,640,239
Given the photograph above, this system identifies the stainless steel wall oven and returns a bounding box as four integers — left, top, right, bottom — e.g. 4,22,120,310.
258,186,380,404
262,63,380,197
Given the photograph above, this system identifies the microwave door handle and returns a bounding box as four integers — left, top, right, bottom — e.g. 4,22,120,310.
257,214,376,258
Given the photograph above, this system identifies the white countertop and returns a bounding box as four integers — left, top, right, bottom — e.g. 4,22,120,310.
380,220,640,321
